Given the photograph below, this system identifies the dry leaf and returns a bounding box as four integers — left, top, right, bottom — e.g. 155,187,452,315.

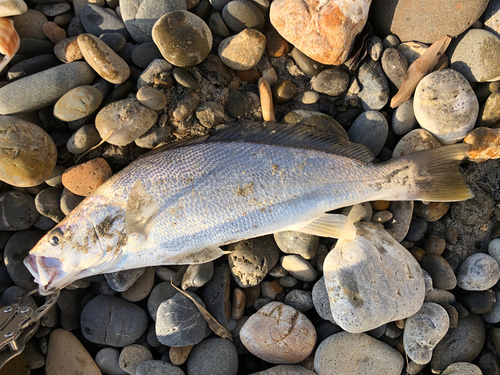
170,278,233,341
390,35,452,108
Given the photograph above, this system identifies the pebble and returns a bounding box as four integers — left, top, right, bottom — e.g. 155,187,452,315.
80,4,130,40
121,267,155,302
95,98,159,146
172,68,199,90
240,302,316,364
357,59,390,111
250,365,316,375
147,281,177,320
314,332,404,375
232,287,246,320
297,91,320,104
0,0,27,17
382,34,400,49
96,347,128,375
312,277,335,323
54,85,103,122
464,127,500,162
156,291,207,347
222,0,264,33
442,362,483,375
451,188,495,225
448,29,500,82
281,255,317,282
228,236,280,287
181,262,213,289
45,165,65,187
347,110,388,157
119,344,153,375
403,302,450,364
273,231,318,260
195,101,225,128
370,0,488,44
265,27,289,58
135,126,172,149
424,235,446,256
66,123,101,154
414,202,450,224
35,187,64,222
391,98,417,136
57,289,85,331
485,0,500,37
81,295,148,346
62,158,112,196
203,264,231,326
284,289,313,312
476,350,500,374
372,210,393,223
8,54,60,81
130,42,163,68
405,218,427,242
185,338,238,375
420,254,457,290
367,35,383,61
209,12,230,37
457,253,500,291
311,69,349,97
54,37,83,63
136,86,167,111
46,329,101,375
136,360,185,375
478,92,500,127
78,33,130,84
430,314,485,373
0,191,39,230
105,268,146,293
489,238,500,265
381,47,408,90
324,222,424,333
152,11,212,67
397,41,427,64
4,231,42,290
35,2,71,17
121,0,186,44
290,47,325,76
414,69,479,144
43,21,67,44
456,289,496,314
218,28,266,71
60,188,84,215
99,32,126,52
341,203,373,223
12,9,47,40
0,61,95,114
138,59,172,89
270,0,370,65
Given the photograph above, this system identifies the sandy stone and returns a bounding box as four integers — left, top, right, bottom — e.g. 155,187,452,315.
270,0,371,65
464,127,500,162
442,362,483,375
136,86,167,110
121,267,156,302
46,329,101,375
240,302,316,364
0,0,27,17
54,85,103,121
54,37,83,63
0,116,57,187
170,345,193,366
324,222,425,333
62,158,113,196
78,33,130,84
218,28,266,70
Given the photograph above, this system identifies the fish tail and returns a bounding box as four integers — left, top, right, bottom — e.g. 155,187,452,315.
403,143,473,202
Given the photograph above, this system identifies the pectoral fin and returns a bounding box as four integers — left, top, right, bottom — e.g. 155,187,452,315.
293,213,356,240
171,246,224,265
126,179,159,238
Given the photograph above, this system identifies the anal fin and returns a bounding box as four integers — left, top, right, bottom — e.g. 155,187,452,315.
170,246,224,265
291,213,356,240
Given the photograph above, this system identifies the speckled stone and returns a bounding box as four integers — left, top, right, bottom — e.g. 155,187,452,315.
118,345,153,375
442,362,483,375
187,338,238,375
357,58,390,111
218,28,266,70
347,110,388,157
311,69,349,96
62,158,112,196
457,253,500,291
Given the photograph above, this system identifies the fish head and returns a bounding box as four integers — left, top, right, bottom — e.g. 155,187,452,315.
24,197,125,295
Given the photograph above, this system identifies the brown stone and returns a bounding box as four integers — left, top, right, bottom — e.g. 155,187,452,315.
370,200,390,211
54,37,83,63
121,267,156,302
244,284,260,308
269,280,283,294
464,127,500,162
265,27,290,58
218,28,266,70
270,0,371,65
43,21,66,44
414,202,450,223
236,69,261,82
409,247,425,263
169,345,193,365
232,287,246,320
62,158,113,196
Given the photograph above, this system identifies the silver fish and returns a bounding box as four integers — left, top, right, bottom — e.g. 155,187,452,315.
24,124,472,295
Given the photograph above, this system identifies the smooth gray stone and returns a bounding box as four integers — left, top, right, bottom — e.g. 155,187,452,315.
482,290,500,323
68,15,86,37
136,361,185,375
60,188,85,215
80,4,130,40
57,289,86,331
147,281,179,320
312,277,336,323
7,54,60,81
187,338,238,375
137,59,172,89
67,124,101,154
381,48,408,90
420,255,457,290
0,62,96,114
121,0,187,43
202,264,231,326
0,191,39,230
95,347,128,375
17,38,54,58
4,231,42,290
284,289,313,312
99,32,127,52
357,58,390,111
391,97,417,136
384,201,414,242
274,231,318,260
81,295,148,346
130,42,163,68
35,187,65,223
250,365,316,375
457,253,500,291
347,110,388,157
104,268,146,292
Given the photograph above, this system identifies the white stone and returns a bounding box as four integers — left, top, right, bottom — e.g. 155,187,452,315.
0,0,27,17
457,253,500,291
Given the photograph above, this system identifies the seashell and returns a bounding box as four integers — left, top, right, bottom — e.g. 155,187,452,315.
0,17,20,71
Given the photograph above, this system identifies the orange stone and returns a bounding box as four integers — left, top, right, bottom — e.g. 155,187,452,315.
370,200,390,211
265,27,290,58
62,158,113,196
464,127,500,162
236,69,261,82
43,21,67,44
270,0,372,65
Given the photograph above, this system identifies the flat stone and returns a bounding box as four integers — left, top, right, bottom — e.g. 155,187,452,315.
314,332,404,375
457,253,500,291
0,61,95,114
311,69,349,96
35,187,65,222
324,222,425,333
62,158,112,196
136,86,167,110
67,124,101,154
420,254,457,290
147,281,177,320
131,42,163,68
0,0,27,17
392,128,440,159
384,201,414,242
381,48,408,90
54,85,103,122
270,0,371,65
7,54,60,81
456,289,496,314
218,28,266,70
202,264,231,326
80,4,130,40
414,69,478,144
240,302,316,364
281,255,317,282
187,338,238,375
121,267,155,302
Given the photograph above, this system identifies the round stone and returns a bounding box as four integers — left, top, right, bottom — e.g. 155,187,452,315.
347,110,388,157
405,218,427,242
119,345,153,375
99,33,127,53
95,347,127,375
478,92,500,127
240,302,316,364
121,267,155,302
54,37,83,63
281,255,317,282
448,28,500,82
273,231,318,260
357,59,390,111
95,98,159,146
272,80,297,104
414,69,478,144
381,48,408,90
62,158,113,196
78,33,130,84
209,12,231,37
186,338,238,375
0,116,57,187
181,262,214,289
35,187,65,222
60,188,85,215
489,238,500,265
67,124,102,154
147,281,177,320
456,289,496,314
222,0,265,33
195,102,225,128
136,86,167,110
457,253,500,291
391,97,417,136
8,54,61,81
312,277,336,323
130,42,163,68
0,191,39,231
420,254,457,290
12,9,48,39
311,69,349,96
284,289,313,312
414,201,450,222
172,68,199,90
5,231,42,290
152,10,212,67
442,362,483,375
54,85,103,122
218,28,266,70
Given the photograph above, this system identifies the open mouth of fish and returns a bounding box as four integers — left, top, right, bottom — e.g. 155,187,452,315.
24,254,65,295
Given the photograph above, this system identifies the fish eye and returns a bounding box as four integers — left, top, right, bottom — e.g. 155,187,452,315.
47,228,63,246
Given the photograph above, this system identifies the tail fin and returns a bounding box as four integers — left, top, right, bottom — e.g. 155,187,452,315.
402,143,473,202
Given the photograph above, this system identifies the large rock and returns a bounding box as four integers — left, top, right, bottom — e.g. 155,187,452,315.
370,0,489,44
323,222,425,333
270,0,372,65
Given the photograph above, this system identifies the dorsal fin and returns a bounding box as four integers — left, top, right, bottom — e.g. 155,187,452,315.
141,121,374,163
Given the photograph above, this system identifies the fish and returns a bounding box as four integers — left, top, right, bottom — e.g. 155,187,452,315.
24,122,473,295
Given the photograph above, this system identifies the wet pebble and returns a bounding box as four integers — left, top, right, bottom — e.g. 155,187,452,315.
311,69,349,96
457,253,500,291
0,191,39,230
187,338,238,375
66,124,101,154
281,255,317,282
218,28,266,70
119,344,153,375
284,289,313,312
62,158,112,196
357,58,390,111
347,110,388,157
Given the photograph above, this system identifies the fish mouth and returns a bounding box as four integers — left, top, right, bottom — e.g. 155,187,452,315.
24,255,67,295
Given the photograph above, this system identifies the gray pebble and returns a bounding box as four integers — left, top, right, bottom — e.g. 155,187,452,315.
156,291,207,347
136,360,185,375
367,324,387,339
284,289,313,312
181,262,213,289
311,69,349,96
117,42,136,65
482,290,500,323
172,67,199,90
391,97,417,136
273,231,318,260
7,54,60,81
421,254,457,290
268,263,288,278
383,34,400,49
226,90,260,119
312,277,336,323
81,295,148,346
367,35,383,61
281,255,317,282
405,217,427,242
203,264,231,326
381,48,408,90
119,344,153,375
457,253,500,291
57,289,87,331
0,191,39,230
35,2,71,16
222,0,264,33
23,339,45,370
17,38,54,58
104,268,146,293
45,165,65,188
96,347,128,375
261,281,277,300
60,188,84,215
384,201,413,242
341,202,373,223
187,338,238,375
99,32,127,52
80,4,130,40
137,59,172,89
254,297,272,310
131,42,163,69
67,124,101,154
135,127,171,149
357,58,390,111
279,276,297,288
347,110,388,157
451,188,494,225
425,288,456,305
456,289,496,314
4,231,41,290
12,10,47,40
371,210,393,223
290,47,325,76
195,101,225,128
35,187,65,223
1,285,38,311
67,15,86,38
